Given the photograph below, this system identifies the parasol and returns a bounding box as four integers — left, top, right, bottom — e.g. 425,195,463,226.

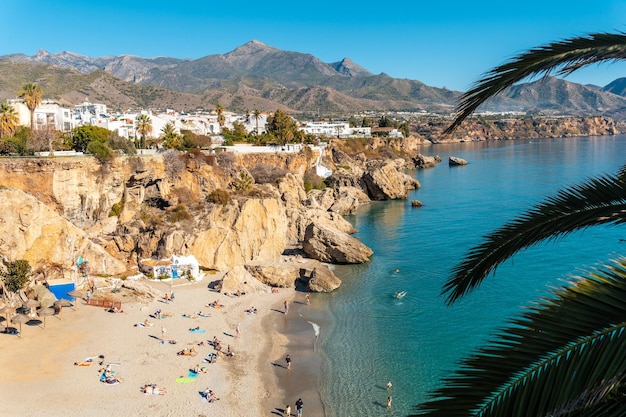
37,307,55,328
67,290,84,310
54,299,72,307
11,314,29,337
0,306,14,323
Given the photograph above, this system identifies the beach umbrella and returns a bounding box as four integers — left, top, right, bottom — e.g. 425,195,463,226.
67,290,84,310
54,299,72,308
0,306,15,326
23,299,40,314
11,314,29,337
37,307,55,328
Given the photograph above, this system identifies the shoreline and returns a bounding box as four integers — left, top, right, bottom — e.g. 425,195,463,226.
270,291,327,417
0,277,321,417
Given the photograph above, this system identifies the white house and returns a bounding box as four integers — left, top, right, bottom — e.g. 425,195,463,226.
299,121,371,138
7,99,73,131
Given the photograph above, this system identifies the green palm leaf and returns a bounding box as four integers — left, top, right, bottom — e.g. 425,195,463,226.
414,260,626,417
444,32,626,134
443,167,626,304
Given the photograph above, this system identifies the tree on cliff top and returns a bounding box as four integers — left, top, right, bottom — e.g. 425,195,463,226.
18,83,42,132
135,113,152,149
415,31,626,417
0,102,19,139
2,259,32,293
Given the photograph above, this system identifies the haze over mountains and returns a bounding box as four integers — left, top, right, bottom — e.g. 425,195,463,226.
2,40,626,118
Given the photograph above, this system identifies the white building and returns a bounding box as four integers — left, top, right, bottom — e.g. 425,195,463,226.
299,121,371,138
7,99,73,132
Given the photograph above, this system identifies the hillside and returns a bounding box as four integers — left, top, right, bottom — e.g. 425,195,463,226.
2,41,626,118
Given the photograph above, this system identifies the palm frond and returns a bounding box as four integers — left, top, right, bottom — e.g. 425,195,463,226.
414,259,626,417
444,32,626,134
443,167,626,304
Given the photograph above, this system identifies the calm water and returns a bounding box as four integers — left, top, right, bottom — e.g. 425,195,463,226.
314,136,626,417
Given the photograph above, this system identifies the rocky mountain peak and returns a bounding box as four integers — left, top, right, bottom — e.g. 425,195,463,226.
34,49,51,60
331,57,373,77
227,39,277,56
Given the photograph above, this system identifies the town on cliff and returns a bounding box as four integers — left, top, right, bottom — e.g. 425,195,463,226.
0,93,621,303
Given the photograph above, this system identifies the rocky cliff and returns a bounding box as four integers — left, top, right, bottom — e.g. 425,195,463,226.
0,146,420,292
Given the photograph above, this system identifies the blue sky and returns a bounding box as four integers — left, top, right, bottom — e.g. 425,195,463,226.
3,0,626,91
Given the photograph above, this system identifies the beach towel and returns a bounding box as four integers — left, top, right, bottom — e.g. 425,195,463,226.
189,328,206,333
175,377,195,384
188,371,199,378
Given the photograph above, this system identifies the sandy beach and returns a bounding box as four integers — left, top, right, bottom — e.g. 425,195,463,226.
0,276,324,417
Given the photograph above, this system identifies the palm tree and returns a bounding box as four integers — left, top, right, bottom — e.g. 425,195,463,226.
415,31,626,417
135,113,152,149
161,122,182,149
0,102,19,139
252,109,262,135
18,82,42,131
215,103,225,128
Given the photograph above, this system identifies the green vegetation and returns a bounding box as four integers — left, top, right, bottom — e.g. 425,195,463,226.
415,30,626,417
2,259,32,293
166,204,191,222
109,196,124,217
206,189,230,206
303,168,326,192
232,171,253,191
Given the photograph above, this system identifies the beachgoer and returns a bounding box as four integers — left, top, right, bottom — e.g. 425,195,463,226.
236,323,241,338
285,404,291,416
387,395,392,409
387,380,392,390
286,354,291,370
86,290,91,303
161,325,166,340
284,300,289,315
295,398,303,416
305,294,310,305
164,293,170,304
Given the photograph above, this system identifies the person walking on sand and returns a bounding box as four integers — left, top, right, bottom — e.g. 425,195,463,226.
236,323,241,338
285,354,291,370
284,300,290,315
305,294,310,305
161,324,166,340
285,404,291,416
295,398,303,417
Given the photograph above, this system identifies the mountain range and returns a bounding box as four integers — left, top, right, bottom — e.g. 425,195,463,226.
2,40,626,119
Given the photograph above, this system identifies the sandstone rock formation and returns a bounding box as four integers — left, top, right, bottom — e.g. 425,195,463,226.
449,156,468,166
302,223,373,264
0,188,126,275
0,145,419,293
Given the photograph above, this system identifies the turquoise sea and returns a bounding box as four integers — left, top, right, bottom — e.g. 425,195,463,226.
311,135,626,417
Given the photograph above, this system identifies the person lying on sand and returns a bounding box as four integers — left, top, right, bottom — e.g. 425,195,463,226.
182,313,198,319
206,300,223,309
134,319,154,328
177,347,197,356
143,384,166,395
102,376,121,385
245,306,257,315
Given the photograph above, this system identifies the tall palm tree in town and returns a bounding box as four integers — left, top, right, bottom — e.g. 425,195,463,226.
0,102,19,139
135,113,152,149
18,82,42,131
414,31,626,417
252,109,262,135
215,103,225,127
